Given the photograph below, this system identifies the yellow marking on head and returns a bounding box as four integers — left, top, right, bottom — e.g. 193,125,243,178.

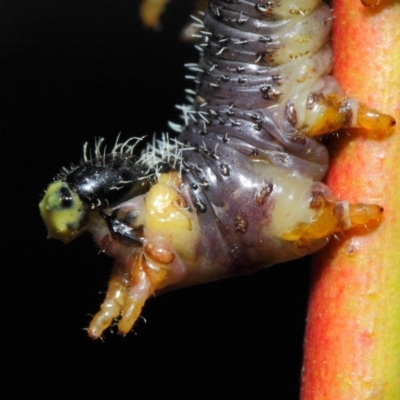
39,180,86,243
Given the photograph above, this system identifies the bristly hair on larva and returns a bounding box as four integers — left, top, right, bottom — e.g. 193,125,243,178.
55,135,146,180
82,135,144,163
138,133,193,176
39,0,394,339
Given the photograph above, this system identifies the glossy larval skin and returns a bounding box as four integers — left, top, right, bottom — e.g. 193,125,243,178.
40,0,393,338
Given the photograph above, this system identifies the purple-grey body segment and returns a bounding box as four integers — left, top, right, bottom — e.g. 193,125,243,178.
175,0,334,278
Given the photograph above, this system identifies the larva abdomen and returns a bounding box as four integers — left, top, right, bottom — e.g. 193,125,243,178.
39,0,395,338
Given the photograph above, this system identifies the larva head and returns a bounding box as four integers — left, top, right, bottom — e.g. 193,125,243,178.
39,180,87,243
39,152,153,243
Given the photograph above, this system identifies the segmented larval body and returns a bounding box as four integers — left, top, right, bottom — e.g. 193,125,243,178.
40,0,394,338
178,0,341,269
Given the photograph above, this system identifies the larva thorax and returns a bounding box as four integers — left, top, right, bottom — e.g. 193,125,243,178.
40,0,395,339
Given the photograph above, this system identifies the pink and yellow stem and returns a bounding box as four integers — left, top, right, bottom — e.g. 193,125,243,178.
301,0,400,399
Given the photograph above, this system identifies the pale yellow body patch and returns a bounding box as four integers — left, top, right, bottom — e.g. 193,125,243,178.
248,163,316,239
144,172,200,264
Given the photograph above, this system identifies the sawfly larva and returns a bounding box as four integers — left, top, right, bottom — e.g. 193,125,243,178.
40,0,395,339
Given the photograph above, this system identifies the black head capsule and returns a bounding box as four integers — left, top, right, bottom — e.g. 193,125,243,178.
39,153,151,243
65,154,150,208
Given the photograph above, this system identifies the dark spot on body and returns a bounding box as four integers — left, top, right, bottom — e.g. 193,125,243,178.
260,84,281,99
220,163,230,176
250,148,259,157
255,182,273,205
286,102,298,126
234,211,248,233
309,191,325,209
260,50,275,64
307,92,325,109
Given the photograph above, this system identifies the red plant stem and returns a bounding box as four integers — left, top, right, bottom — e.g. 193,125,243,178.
301,0,400,399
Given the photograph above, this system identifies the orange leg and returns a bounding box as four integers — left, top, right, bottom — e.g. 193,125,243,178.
280,191,383,246
88,248,169,339
305,93,395,137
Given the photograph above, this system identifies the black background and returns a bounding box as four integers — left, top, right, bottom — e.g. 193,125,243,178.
3,1,312,397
